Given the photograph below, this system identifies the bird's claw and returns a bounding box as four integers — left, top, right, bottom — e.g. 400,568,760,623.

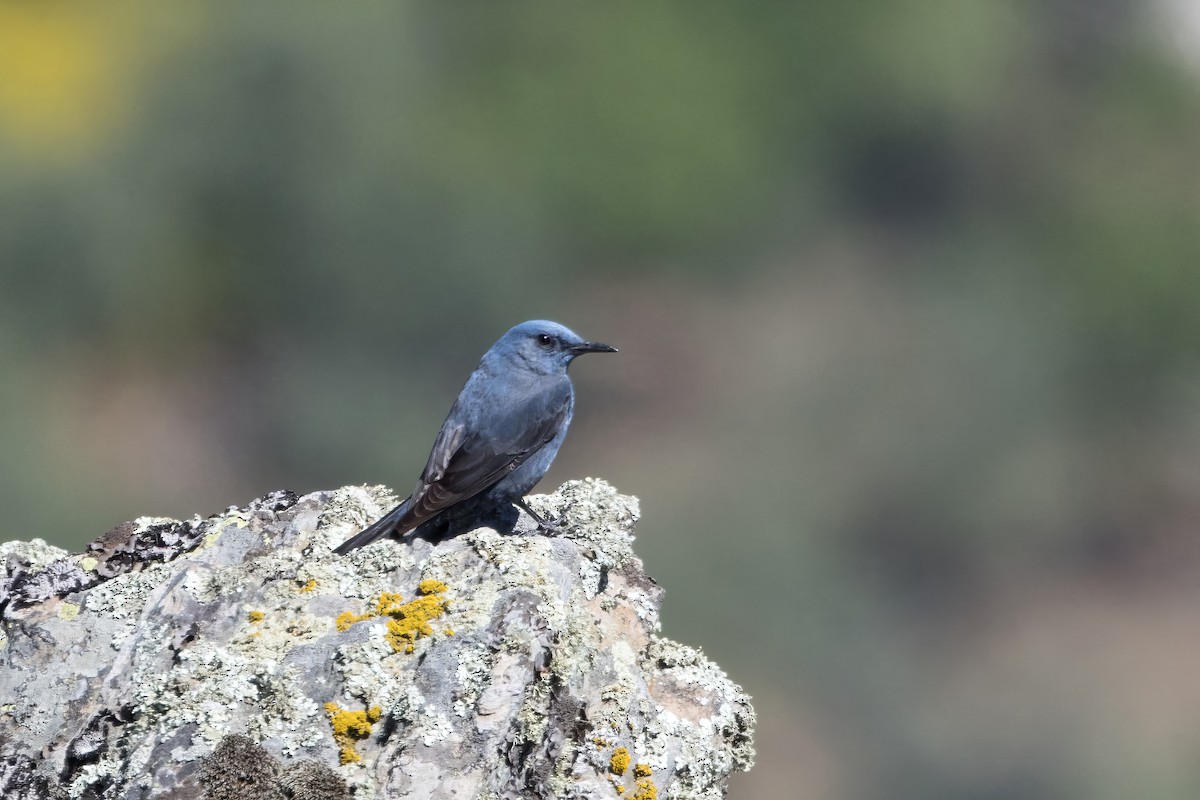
535,516,562,533
514,498,562,533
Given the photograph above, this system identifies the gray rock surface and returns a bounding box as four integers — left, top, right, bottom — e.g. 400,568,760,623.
0,480,755,799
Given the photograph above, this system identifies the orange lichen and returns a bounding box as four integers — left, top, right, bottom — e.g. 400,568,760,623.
324,701,382,764
633,763,652,778
610,747,631,775
247,610,265,623
299,578,319,593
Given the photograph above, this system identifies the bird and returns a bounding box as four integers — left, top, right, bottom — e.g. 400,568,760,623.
333,320,617,554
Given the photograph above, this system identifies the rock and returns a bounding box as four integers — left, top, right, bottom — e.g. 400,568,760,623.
0,480,755,799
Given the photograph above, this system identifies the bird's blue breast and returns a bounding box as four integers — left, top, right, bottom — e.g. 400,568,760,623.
487,398,574,500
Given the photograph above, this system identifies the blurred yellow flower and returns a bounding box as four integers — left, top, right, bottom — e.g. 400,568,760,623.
0,3,198,162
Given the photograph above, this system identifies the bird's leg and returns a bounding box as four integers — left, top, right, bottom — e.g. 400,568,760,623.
513,497,561,532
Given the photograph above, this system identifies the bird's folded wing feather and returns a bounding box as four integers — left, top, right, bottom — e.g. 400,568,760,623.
402,380,571,528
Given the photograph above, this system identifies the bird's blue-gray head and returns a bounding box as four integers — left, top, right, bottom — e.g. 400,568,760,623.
488,320,617,375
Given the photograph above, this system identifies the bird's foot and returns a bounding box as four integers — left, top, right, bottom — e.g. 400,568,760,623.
513,498,562,533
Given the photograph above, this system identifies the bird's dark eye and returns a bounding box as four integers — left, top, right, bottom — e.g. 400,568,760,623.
536,333,555,347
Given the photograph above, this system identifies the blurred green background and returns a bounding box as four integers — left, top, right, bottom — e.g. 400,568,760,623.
4,2,1200,797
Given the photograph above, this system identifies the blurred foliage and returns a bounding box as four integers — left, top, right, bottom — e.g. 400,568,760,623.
3,2,1200,798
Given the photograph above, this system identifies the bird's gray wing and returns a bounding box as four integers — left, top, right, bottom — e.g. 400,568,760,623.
399,379,571,531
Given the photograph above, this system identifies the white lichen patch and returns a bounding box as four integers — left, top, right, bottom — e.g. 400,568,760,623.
319,484,398,529
458,528,578,646
390,682,434,736
131,515,185,533
528,479,642,599
183,563,250,603
513,673,553,746
333,627,410,710
590,642,641,740
627,585,661,625
532,478,641,535
83,561,178,647
331,554,417,603
632,636,757,798
135,640,261,749
418,709,454,747
126,635,327,763
465,527,538,579
326,512,421,591
452,641,493,718
316,484,401,555
69,759,120,799
244,665,325,754
228,605,327,660
0,538,70,573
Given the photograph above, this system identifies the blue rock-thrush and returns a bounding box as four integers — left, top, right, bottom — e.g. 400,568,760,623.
333,320,616,554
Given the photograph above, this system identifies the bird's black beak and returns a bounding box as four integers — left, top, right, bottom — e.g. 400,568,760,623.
570,340,618,355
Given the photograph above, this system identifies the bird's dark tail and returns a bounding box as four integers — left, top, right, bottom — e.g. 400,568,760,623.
333,498,412,555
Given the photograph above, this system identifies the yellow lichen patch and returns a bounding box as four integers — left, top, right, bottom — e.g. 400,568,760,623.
335,610,373,632
609,747,631,776
337,583,451,652
418,578,448,595
324,702,383,765
631,779,657,800
57,602,80,621
382,586,450,654
374,591,407,616
247,610,265,624
616,788,625,795
627,763,656,800
298,578,319,593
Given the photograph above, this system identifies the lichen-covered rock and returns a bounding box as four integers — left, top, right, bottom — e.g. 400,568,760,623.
0,480,755,799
